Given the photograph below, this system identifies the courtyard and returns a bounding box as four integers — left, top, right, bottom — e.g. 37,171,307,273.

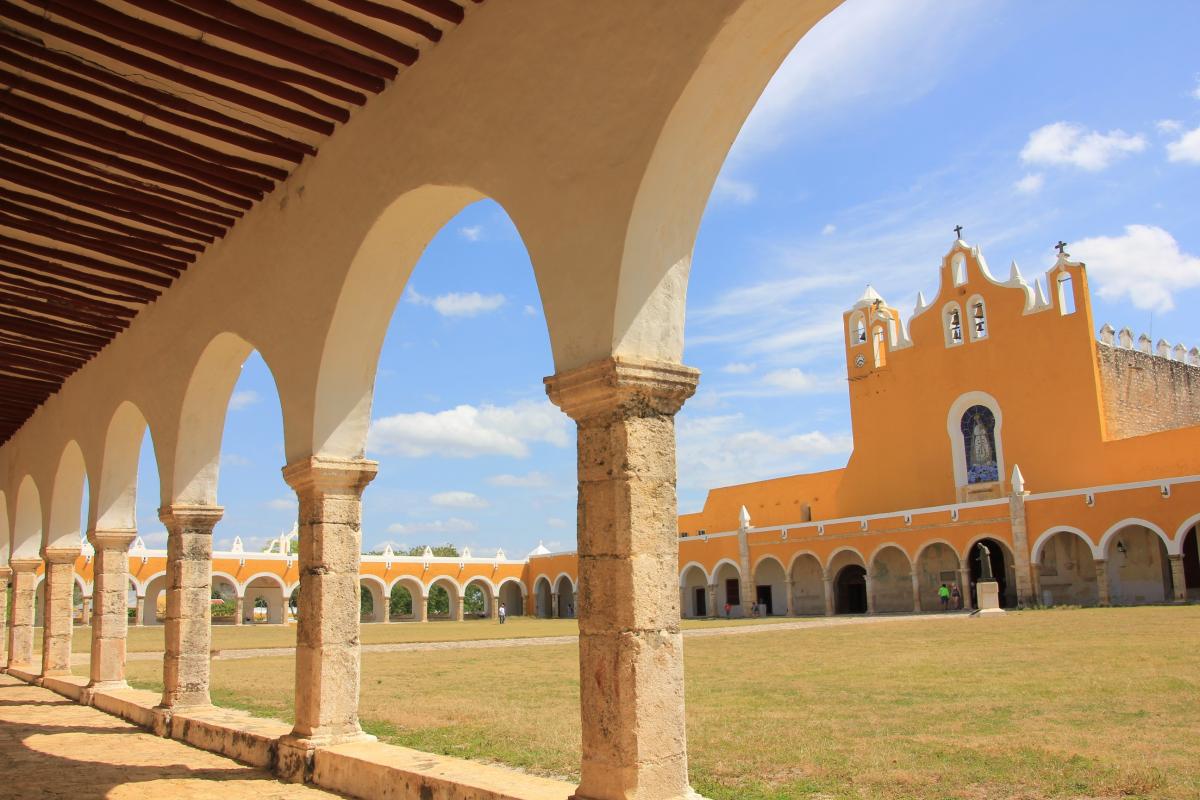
76,606,1198,800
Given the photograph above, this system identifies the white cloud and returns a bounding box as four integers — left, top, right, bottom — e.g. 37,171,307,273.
1166,127,1200,163
523,305,539,317
1013,173,1044,194
221,452,250,467
386,518,477,536
1156,119,1183,135
1072,225,1200,312
264,497,295,510
677,413,852,493
821,224,837,236
430,491,489,509
368,399,570,458
1193,78,1200,100
228,390,259,410
486,471,551,488
1020,122,1146,171
545,517,569,530
459,225,483,242
760,368,842,395
720,362,756,375
713,176,757,204
404,287,507,317
730,0,986,158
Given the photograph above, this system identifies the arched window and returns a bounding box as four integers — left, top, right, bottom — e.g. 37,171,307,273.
960,406,998,484
944,303,963,346
968,297,987,340
1056,272,1076,315
872,325,886,367
951,253,967,286
848,311,867,346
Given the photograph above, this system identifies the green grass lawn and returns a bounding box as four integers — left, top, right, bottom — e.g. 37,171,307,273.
114,606,1200,799
56,613,799,653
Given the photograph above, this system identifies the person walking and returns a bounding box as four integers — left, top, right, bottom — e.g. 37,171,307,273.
938,583,951,611
498,603,507,624
950,583,961,610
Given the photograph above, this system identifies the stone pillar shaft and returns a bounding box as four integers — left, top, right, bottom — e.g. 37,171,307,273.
42,547,81,677
6,560,39,667
706,584,717,618
159,504,223,709
546,357,699,800
282,456,377,745
134,596,145,627
0,567,9,665
551,591,560,619
490,596,500,620
911,572,922,612
822,576,834,616
736,528,755,610
958,568,973,611
864,576,875,614
1095,559,1111,606
88,530,137,687
235,596,244,625
784,579,795,616
1169,555,1186,602
1008,493,1035,606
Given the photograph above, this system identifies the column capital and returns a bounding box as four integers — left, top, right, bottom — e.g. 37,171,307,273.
158,503,224,530
41,546,80,564
0,565,10,581
282,455,378,497
87,528,138,550
544,356,699,423
9,557,40,573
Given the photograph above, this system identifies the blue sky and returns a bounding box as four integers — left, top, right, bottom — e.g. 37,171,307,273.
134,0,1200,556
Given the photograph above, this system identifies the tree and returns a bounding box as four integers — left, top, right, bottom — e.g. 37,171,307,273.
427,585,450,616
389,584,413,617
406,544,459,557
464,584,486,616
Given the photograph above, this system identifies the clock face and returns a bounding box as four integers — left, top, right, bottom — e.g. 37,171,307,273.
854,354,866,368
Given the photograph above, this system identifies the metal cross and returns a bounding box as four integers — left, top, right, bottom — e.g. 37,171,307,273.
1055,240,1068,255
954,225,963,239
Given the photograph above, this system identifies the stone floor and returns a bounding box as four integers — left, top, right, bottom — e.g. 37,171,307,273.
0,674,338,799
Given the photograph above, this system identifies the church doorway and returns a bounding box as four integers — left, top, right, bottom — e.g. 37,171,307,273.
834,565,868,614
968,538,1013,608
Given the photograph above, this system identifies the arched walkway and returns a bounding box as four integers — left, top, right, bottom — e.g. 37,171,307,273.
679,564,710,619
388,577,424,622
752,557,786,616
915,542,960,611
142,574,167,626
1183,525,1200,601
966,538,1015,608
533,577,553,619
869,546,914,613
711,561,743,617
427,578,460,622
1103,524,1171,605
554,576,575,619
244,576,286,624
463,579,493,619
834,565,868,615
788,554,824,616
498,580,525,618
360,578,387,624
1037,530,1099,606
211,574,239,626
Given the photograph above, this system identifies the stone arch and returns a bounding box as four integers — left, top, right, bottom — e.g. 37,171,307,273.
533,575,554,618
752,555,787,616
497,578,526,617
46,440,88,550
1099,518,1174,556
359,575,388,624
1101,522,1172,606
946,391,1006,493
787,552,824,616
679,562,710,618
388,575,425,621
868,544,914,613
833,564,868,615
463,576,496,618
1180,522,1200,601
243,572,287,624
426,576,461,621
1173,514,1200,552
1032,525,1097,563
825,546,866,576
1036,529,1099,607
142,572,168,625
93,401,151,531
915,540,961,611
963,536,1016,608
13,475,43,558
210,571,239,624
711,558,743,616
554,573,576,619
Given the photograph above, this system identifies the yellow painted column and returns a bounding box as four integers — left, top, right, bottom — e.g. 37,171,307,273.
546,357,699,800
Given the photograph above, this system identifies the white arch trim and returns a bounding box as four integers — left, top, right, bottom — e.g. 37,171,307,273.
532,574,553,592
552,572,576,593
913,538,963,565
359,574,388,595
211,570,240,594
1099,518,1175,557
786,550,823,576
141,571,168,595
1031,526,1097,562
1173,514,1200,549
463,575,498,595
946,390,1006,491
961,534,1015,563
678,560,710,586
496,576,528,597
751,553,786,575
241,571,288,595
868,542,912,569
387,574,427,598
709,558,742,583
425,574,464,597
824,546,866,574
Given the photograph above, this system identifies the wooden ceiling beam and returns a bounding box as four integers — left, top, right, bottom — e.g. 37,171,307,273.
0,236,178,287
0,272,139,319
399,0,464,24
255,0,419,65
0,210,190,275
0,3,336,134
0,199,197,263
0,248,164,302
324,0,441,42
0,190,206,254
0,258,150,307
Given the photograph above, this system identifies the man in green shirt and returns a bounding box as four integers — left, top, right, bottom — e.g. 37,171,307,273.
938,583,951,611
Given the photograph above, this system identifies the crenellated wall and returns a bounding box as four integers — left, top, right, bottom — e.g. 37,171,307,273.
1097,342,1200,440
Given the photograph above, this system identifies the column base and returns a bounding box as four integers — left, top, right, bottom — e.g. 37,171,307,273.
975,581,1005,615
276,731,377,783
570,789,709,800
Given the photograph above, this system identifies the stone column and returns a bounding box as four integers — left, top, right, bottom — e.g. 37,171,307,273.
784,579,795,616
957,567,973,611
490,595,500,619
158,504,223,710
1094,559,1111,606
0,567,10,664
277,456,377,782
6,559,39,668
1168,554,1187,602
706,583,717,618
864,574,875,614
551,591,560,619
545,357,699,800
41,546,82,678
911,572,922,612
822,574,835,616
1008,491,1035,606
234,596,244,625
736,526,755,611
453,593,465,622
81,596,91,626
134,596,145,626
88,529,137,689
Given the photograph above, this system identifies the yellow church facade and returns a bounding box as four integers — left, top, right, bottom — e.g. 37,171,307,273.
38,242,1200,626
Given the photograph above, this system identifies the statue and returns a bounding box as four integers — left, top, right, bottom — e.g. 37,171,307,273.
969,413,994,468
977,542,993,581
